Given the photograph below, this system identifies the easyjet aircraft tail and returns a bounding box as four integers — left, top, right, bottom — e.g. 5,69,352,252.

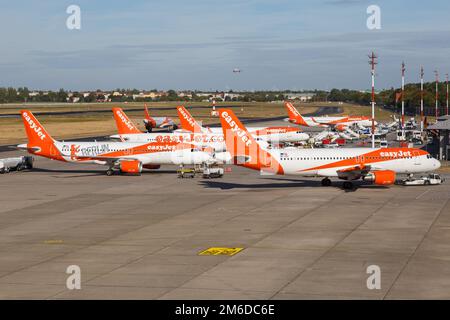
176,105,204,133
143,104,156,127
284,101,310,126
219,108,283,175
112,107,141,135
18,110,64,160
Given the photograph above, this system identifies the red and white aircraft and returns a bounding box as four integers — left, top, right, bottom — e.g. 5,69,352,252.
176,105,309,143
284,101,373,132
17,110,212,175
143,104,177,131
219,109,440,189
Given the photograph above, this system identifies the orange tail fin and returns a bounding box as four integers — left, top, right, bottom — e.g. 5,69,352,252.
219,109,283,174
112,108,141,134
176,105,203,133
144,104,156,127
20,110,63,160
284,101,309,126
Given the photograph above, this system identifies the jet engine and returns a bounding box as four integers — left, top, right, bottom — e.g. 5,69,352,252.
119,160,143,175
362,170,396,185
143,119,156,132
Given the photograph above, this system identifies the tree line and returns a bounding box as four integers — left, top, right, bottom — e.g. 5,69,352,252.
0,85,448,116
0,87,68,103
325,83,449,116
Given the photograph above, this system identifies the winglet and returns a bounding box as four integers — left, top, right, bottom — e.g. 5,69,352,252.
112,108,141,134
219,109,283,174
176,105,204,133
284,101,309,126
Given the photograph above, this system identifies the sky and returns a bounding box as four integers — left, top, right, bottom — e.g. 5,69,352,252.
1,0,450,91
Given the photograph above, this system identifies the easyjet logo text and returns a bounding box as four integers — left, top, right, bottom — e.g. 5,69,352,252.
155,133,224,144
222,111,252,147
379,150,412,158
178,107,197,129
286,103,300,117
116,110,135,131
23,112,46,141
147,144,178,152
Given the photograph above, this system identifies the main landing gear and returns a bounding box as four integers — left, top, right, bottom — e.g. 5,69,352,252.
321,178,332,187
342,181,355,190
321,178,356,190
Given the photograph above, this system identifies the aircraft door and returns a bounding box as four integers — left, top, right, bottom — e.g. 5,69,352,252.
413,151,420,165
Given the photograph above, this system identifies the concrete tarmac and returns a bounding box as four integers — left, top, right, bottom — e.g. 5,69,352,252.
0,148,449,299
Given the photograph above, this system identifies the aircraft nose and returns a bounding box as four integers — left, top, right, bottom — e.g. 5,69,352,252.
434,159,441,169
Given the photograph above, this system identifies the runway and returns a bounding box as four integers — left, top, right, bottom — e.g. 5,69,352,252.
0,148,449,299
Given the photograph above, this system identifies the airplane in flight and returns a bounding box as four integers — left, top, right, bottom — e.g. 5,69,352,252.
17,110,212,176
143,104,177,131
176,105,310,143
284,101,373,136
218,108,440,189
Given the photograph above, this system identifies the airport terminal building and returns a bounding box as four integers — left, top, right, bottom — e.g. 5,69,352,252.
427,115,450,160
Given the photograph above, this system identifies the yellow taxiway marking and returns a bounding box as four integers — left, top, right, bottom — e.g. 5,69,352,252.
198,247,244,256
44,240,64,245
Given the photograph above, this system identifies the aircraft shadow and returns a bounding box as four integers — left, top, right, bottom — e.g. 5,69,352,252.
29,167,109,178
29,168,176,177
265,177,391,191
200,177,391,191
199,179,318,190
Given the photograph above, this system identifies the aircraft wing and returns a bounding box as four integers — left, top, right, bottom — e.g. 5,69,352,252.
336,163,391,180
336,164,371,180
71,155,141,164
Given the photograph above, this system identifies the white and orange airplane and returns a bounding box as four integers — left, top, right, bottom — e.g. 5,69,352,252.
17,110,212,176
110,107,308,153
219,109,440,189
143,104,177,131
110,108,228,152
176,105,309,143
284,101,373,132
